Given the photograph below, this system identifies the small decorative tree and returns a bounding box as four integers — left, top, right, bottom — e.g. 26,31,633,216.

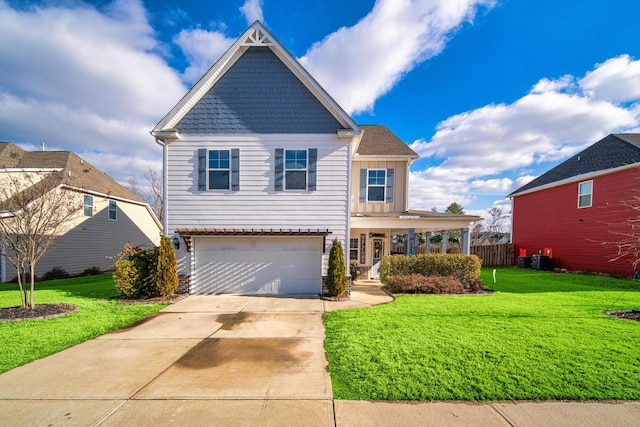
325,239,348,297
155,235,178,296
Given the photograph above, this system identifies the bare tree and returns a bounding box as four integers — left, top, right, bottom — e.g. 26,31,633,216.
0,171,81,308
144,167,163,222
126,167,163,222
602,193,640,271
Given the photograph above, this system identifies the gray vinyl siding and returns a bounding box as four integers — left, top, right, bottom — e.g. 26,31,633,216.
351,160,408,214
166,134,350,274
175,47,343,134
1,194,161,280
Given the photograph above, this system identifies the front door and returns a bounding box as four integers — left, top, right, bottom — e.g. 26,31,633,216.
371,238,384,279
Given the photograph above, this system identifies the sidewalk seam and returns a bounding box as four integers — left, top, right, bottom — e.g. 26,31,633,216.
490,403,517,426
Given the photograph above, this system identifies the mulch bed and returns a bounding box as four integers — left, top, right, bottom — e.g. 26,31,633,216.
605,310,640,321
0,303,79,322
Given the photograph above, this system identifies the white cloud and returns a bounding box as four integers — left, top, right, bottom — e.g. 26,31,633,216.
299,0,496,114
408,55,640,212
0,0,186,185
240,0,264,26
174,29,236,82
580,55,640,103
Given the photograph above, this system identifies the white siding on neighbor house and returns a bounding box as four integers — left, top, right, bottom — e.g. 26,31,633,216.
2,191,161,280
167,134,351,276
351,160,408,214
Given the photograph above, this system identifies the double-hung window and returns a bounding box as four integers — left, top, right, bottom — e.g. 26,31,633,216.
83,195,93,217
285,150,307,190
367,169,386,202
275,148,316,191
350,238,359,261
208,150,230,190
578,180,592,208
108,200,117,221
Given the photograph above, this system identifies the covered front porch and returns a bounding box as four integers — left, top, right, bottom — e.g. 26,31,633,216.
349,210,482,279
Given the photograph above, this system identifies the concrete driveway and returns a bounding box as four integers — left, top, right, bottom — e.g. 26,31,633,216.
0,282,638,426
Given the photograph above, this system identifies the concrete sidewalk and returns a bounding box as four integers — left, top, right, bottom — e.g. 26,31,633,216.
0,281,638,426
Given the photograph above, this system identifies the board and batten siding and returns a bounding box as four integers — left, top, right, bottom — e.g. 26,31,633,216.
350,160,408,214
2,191,161,280
167,134,351,274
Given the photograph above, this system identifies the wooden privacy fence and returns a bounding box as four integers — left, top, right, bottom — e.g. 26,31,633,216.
470,244,514,267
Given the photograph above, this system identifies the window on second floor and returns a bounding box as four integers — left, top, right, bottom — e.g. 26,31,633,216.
83,195,93,217
578,180,592,208
359,168,394,204
275,148,317,191
208,149,230,190
367,169,386,202
197,148,239,191
285,150,307,190
108,200,117,221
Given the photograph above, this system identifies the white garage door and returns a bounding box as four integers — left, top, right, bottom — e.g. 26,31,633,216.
192,236,323,294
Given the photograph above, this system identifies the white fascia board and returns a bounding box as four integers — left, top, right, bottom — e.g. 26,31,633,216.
509,163,640,198
353,154,418,163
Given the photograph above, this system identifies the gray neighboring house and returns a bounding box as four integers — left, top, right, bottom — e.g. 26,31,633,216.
0,142,162,282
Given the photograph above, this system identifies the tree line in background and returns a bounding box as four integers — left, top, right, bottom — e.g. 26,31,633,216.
126,168,162,222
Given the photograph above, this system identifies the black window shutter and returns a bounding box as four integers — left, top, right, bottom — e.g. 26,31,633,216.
386,168,394,203
359,169,367,202
275,148,283,191
308,148,317,191
231,148,240,191
198,148,207,191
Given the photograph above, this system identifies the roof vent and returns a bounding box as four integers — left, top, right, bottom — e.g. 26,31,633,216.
80,159,84,165
67,170,72,178
577,155,581,161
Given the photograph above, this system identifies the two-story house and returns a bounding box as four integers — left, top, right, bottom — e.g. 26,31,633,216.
152,21,480,294
0,142,161,282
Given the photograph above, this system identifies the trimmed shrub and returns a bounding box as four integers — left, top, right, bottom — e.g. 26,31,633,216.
325,239,348,297
379,253,482,286
82,266,102,276
42,266,69,281
113,244,155,298
384,274,465,294
154,236,178,296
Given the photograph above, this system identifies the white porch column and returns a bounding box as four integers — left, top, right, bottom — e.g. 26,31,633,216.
442,231,448,253
462,227,471,255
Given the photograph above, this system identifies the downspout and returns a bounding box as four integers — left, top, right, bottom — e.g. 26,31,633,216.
1,232,6,283
154,137,169,237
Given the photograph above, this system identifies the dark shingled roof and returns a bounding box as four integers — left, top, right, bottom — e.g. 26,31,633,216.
176,47,344,134
356,125,418,158
510,134,640,196
0,142,143,202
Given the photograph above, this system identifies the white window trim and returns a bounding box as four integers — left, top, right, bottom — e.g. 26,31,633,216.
349,237,359,261
83,195,94,217
367,168,386,202
578,180,593,208
208,149,231,191
108,200,117,221
284,149,308,191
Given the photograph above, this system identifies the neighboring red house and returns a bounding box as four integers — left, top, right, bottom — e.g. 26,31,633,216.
509,134,640,277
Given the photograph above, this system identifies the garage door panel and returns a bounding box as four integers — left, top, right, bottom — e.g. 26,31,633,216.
193,237,322,294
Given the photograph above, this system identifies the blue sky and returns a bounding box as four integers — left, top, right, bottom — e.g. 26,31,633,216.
1,0,640,227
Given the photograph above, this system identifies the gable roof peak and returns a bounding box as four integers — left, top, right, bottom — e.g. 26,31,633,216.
152,22,360,139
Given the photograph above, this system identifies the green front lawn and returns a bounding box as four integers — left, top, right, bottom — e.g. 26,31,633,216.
325,267,640,401
0,275,166,374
